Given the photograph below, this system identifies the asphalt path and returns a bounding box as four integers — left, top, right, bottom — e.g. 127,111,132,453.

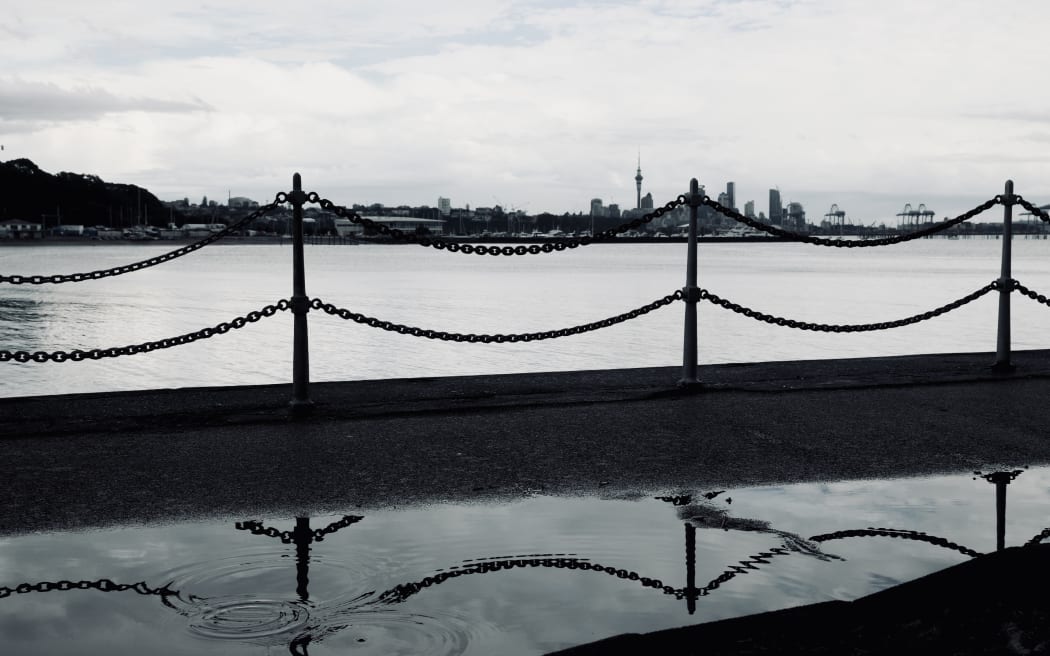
4,349,1050,535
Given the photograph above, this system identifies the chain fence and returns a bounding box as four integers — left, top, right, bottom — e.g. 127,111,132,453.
0,199,283,285
309,291,683,343
698,281,999,333
313,195,687,256
702,195,1001,247
8,277,1050,365
0,300,289,363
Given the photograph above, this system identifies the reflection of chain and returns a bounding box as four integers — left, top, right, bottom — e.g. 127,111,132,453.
810,527,982,558
234,516,364,543
0,579,176,598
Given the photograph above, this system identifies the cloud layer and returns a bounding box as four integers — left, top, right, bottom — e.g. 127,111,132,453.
2,0,1048,220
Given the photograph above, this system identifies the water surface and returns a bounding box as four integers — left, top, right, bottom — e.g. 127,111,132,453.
1,467,1043,655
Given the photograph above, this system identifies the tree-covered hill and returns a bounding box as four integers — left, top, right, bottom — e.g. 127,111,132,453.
0,159,182,227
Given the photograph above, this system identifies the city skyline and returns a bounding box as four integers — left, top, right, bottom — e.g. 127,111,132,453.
2,1,1047,223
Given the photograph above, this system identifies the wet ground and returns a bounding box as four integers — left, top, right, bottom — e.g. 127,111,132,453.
6,349,1050,653
4,349,1050,535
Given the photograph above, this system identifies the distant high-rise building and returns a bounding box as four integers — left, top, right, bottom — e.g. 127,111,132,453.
787,201,806,228
438,197,451,216
769,189,783,225
744,200,755,218
717,192,730,208
641,192,654,210
726,182,736,211
635,155,644,209
590,198,605,217
608,203,621,219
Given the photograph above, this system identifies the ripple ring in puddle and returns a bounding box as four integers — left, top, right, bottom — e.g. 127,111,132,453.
188,597,310,640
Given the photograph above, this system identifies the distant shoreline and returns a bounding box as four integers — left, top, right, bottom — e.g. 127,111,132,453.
0,234,789,247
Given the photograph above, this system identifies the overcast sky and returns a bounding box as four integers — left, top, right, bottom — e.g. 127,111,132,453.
2,0,1047,223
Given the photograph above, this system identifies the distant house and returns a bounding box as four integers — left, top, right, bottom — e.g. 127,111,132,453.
359,216,445,235
0,219,43,239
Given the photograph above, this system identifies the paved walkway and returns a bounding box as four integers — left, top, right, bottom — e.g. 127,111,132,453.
3,349,1050,534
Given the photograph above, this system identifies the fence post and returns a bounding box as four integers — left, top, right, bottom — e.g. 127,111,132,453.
680,178,701,386
994,180,1014,372
289,172,313,412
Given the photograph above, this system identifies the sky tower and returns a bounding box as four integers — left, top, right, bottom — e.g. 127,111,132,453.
635,153,643,209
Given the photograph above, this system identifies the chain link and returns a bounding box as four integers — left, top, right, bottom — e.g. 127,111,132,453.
0,300,290,363
1016,196,1050,223
313,196,686,255
810,527,982,558
309,291,682,342
699,281,997,333
1010,279,1050,307
0,578,176,599
703,196,1001,247
0,200,283,285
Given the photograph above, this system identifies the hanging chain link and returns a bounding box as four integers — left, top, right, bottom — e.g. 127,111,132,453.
1011,279,1050,307
1016,197,1050,223
311,194,686,256
809,527,982,558
309,291,682,342
0,199,284,285
699,281,998,332
702,196,1001,247
0,300,290,363
0,578,176,599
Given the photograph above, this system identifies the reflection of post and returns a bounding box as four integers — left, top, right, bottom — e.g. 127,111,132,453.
294,517,312,601
685,523,697,614
979,470,1023,551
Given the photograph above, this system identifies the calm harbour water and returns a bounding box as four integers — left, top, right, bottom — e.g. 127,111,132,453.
2,238,1050,398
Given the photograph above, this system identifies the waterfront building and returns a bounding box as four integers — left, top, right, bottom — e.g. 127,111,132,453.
438,197,451,216
0,219,43,239
590,198,605,217
787,201,806,229
769,189,783,225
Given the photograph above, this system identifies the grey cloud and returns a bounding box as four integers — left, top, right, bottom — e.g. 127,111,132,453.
0,79,211,122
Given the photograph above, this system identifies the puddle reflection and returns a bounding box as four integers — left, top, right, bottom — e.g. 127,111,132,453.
1,467,1047,655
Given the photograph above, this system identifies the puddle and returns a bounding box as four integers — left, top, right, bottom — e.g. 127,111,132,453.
1,467,1045,655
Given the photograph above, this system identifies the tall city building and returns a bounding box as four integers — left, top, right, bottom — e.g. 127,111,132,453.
590,198,605,217
726,182,736,211
635,155,644,209
769,189,783,225
744,200,755,218
437,197,451,216
641,192,654,210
